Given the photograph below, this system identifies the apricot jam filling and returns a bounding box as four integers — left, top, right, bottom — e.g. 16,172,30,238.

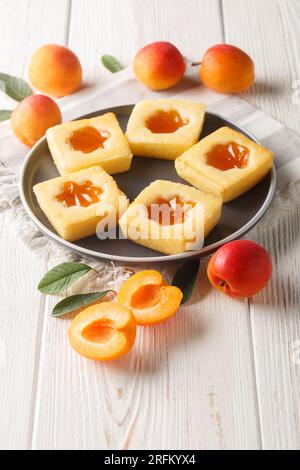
205,141,249,171
146,110,189,134
82,320,114,343
56,180,103,207
67,126,110,153
131,284,161,309
147,196,195,226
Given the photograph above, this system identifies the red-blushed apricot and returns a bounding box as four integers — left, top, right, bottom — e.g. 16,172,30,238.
117,270,183,325
133,41,185,90
11,94,62,147
200,44,254,94
29,44,82,97
68,302,136,361
207,240,272,298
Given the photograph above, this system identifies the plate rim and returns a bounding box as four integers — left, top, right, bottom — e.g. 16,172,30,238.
19,106,276,264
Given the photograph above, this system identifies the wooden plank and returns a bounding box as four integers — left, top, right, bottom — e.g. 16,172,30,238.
222,0,300,449
0,0,71,449
33,263,261,450
0,0,71,79
222,0,300,134
250,213,300,449
0,211,45,449
69,0,225,81
32,0,261,449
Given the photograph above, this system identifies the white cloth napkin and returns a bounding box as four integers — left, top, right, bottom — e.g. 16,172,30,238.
0,65,299,280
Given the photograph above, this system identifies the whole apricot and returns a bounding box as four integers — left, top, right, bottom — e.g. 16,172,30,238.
200,44,254,94
207,240,272,298
133,41,185,90
11,94,62,146
29,44,82,97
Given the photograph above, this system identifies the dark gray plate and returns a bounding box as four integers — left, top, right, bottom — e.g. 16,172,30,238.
19,105,276,263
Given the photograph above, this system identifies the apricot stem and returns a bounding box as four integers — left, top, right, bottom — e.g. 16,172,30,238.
191,61,201,67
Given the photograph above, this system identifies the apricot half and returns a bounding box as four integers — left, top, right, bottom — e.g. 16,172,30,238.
117,270,183,325
68,302,136,361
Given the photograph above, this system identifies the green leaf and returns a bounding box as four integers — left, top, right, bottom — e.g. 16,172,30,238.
52,291,113,317
0,110,12,122
38,262,92,294
101,55,123,73
172,259,200,304
0,72,32,101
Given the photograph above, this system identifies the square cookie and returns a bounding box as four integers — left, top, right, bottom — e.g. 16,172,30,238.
119,180,222,255
125,99,206,160
46,113,132,175
33,166,128,241
175,126,274,202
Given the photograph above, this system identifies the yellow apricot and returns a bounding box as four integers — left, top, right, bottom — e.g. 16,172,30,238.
29,44,82,97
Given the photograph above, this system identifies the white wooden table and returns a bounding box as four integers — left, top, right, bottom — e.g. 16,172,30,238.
1,0,300,450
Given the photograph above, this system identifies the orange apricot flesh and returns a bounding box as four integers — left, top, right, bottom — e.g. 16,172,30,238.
147,196,195,226
205,142,249,171
68,302,136,361
68,127,110,153
117,270,183,325
146,110,188,134
56,180,103,207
